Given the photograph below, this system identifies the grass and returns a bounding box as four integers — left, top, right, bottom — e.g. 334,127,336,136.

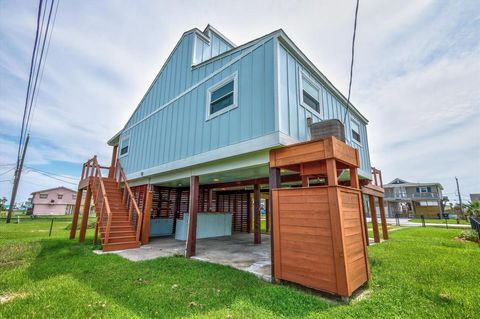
1,221,479,318
409,218,469,225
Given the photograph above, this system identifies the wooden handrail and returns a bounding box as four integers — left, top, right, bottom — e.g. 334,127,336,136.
115,159,143,242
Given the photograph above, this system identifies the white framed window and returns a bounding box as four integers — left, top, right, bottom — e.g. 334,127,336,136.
299,69,322,116
57,194,63,199
418,186,429,193
119,135,130,157
206,72,238,120
39,194,48,199
350,119,362,145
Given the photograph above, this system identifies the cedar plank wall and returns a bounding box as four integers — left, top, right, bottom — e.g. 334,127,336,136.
273,186,368,296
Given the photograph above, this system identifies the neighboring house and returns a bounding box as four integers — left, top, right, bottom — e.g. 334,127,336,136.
31,187,77,216
383,178,445,217
470,194,480,202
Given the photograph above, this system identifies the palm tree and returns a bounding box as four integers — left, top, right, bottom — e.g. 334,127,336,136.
465,201,480,220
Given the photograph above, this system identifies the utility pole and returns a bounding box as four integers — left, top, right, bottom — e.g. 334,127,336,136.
6,134,29,223
455,176,463,215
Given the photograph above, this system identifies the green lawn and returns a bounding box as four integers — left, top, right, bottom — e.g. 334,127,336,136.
1,221,479,318
409,218,470,225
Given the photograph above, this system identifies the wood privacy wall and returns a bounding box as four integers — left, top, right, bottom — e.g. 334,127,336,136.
134,186,251,233
272,186,368,297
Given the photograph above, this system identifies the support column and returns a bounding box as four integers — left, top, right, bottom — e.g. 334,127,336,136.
108,145,118,178
369,195,380,243
254,183,261,244
79,186,92,243
265,198,270,233
69,189,83,239
378,197,389,240
350,166,359,189
326,159,338,186
141,188,153,244
185,176,199,257
269,167,281,279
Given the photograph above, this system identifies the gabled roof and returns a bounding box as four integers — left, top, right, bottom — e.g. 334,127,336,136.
110,25,370,142
31,186,76,195
384,178,444,190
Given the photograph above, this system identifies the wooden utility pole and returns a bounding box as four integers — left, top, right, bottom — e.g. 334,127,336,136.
455,177,463,215
6,134,29,224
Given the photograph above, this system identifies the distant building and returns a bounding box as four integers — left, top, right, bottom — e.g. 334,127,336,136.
31,187,77,216
470,194,480,202
383,178,445,218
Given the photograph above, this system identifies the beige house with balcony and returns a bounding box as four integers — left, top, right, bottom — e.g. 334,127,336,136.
383,178,445,218
31,187,77,216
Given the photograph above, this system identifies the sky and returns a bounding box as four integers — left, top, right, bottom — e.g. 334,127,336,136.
1,0,479,204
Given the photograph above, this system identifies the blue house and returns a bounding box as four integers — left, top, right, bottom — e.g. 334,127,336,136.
110,25,370,182
73,25,375,260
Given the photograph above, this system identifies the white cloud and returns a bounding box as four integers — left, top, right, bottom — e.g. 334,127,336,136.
0,0,479,204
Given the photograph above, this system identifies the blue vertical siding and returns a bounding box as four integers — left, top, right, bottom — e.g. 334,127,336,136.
119,35,276,175
193,30,234,65
277,44,371,176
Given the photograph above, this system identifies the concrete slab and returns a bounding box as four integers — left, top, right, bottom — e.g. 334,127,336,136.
96,233,272,281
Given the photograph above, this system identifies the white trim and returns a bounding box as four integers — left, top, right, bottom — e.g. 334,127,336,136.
204,25,236,48
118,134,130,158
205,72,238,121
298,68,322,118
350,118,362,146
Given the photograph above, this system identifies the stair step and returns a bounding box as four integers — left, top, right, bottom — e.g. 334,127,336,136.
102,241,141,252
101,235,136,243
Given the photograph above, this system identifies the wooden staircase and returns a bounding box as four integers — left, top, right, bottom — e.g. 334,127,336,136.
77,156,143,252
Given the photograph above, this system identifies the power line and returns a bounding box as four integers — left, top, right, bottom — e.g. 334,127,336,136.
25,0,56,137
343,0,360,124
0,168,15,176
27,0,60,134
24,165,79,181
16,0,44,167
25,168,78,186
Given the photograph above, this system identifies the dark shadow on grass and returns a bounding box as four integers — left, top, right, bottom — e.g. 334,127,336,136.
26,238,338,318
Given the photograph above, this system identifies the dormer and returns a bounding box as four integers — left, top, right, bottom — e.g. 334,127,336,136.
193,25,235,65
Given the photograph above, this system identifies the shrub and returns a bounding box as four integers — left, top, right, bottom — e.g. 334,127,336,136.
458,229,479,243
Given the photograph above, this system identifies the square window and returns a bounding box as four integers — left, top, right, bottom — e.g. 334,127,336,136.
207,73,238,120
299,70,321,114
58,194,63,199
351,120,361,144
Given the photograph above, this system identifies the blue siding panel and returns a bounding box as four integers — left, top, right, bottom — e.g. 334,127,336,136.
119,35,276,175
277,44,371,176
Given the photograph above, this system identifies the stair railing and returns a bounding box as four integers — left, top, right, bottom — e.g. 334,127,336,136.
114,159,143,242
83,156,113,244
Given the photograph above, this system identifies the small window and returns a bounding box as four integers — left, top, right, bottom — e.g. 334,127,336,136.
418,187,429,193
351,120,361,144
72,194,77,200
39,194,48,199
207,73,238,120
299,70,321,114
119,136,130,156
57,194,63,199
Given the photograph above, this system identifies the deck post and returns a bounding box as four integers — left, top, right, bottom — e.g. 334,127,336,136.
378,197,389,240
185,176,199,257
350,166,359,189
141,188,153,245
269,167,281,280
265,198,270,233
369,195,380,243
108,145,118,179
326,159,338,186
254,183,261,244
79,186,92,243
69,189,83,239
